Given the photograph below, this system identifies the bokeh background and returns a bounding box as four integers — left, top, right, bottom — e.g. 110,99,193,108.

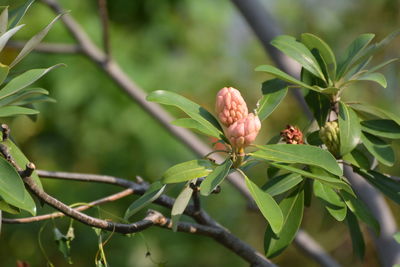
0,0,400,266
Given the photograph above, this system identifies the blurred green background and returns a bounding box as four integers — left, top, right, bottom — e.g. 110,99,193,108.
0,0,399,266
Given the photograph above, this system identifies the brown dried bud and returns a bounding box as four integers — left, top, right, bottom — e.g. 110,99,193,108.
280,125,304,144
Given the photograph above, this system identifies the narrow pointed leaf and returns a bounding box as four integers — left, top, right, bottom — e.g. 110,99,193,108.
10,14,63,67
305,90,330,127
171,118,212,137
357,72,387,88
271,35,325,80
257,79,288,121
162,159,214,184
9,0,35,28
264,186,304,258
255,65,319,92
251,144,342,176
361,132,395,166
340,190,380,234
124,182,166,219
0,87,49,107
306,131,323,146
314,180,347,221
244,173,283,234
171,181,194,231
0,7,8,35
0,199,20,214
342,149,370,170
339,102,361,156
262,173,303,196
349,103,400,126
200,159,232,196
367,58,398,73
147,90,223,139
360,119,400,139
346,211,365,259
0,64,62,100
0,63,9,86
13,95,56,106
0,24,24,52
0,106,38,117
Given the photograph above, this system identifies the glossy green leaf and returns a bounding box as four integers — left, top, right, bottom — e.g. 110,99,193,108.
0,7,8,35
255,65,319,92
262,173,303,196
147,90,223,139
251,144,342,176
269,163,353,194
340,190,380,234
360,120,400,139
342,149,370,170
10,14,64,67
367,58,398,73
301,33,336,79
357,72,387,88
244,173,283,234
0,63,9,86
306,131,323,146
0,24,24,52
200,159,232,196
305,90,330,127
339,102,361,156
346,211,365,259
0,87,49,107
0,199,20,214
264,186,304,258
256,79,288,121
337,33,375,79
171,118,212,137
314,180,347,221
361,132,395,166
162,159,214,184
124,182,166,219
54,226,74,264
0,156,35,215
171,181,194,231
0,64,62,100
0,106,38,117
349,103,400,126
354,168,400,205
9,0,35,28
271,35,325,80
12,94,56,106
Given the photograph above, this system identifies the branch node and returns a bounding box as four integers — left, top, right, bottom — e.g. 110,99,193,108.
21,162,36,178
1,124,10,141
135,176,144,184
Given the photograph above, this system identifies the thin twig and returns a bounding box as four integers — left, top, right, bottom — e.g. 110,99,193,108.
97,0,111,60
6,41,81,54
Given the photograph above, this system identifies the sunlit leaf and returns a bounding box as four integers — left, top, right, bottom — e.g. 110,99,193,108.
0,24,24,52
360,119,400,139
349,103,400,126
9,0,35,28
339,102,361,156
357,72,387,88
162,159,214,184
361,132,395,166
314,180,347,221
0,63,9,86
262,173,303,196
171,181,194,231
0,106,38,117
342,149,370,170
200,159,232,196
256,79,288,121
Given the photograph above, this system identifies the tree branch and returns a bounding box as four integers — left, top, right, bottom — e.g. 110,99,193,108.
97,0,111,60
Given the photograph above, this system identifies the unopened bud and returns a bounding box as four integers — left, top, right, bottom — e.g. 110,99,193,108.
227,113,261,149
319,121,340,157
280,125,304,144
216,87,248,127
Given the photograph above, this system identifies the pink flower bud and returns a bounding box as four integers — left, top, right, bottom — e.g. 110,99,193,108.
227,113,261,149
216,87,248,127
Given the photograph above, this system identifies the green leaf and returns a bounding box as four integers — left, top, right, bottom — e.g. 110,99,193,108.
271,35,325,80
0,24,25,52
171,181,194,232
367,58,399,73
313,180,347,221
0,63,9,86
243,173,283,234
200,159,232,196
54,226,74,264
262,173,303,196
354,168,400,205
337,33,375,79
251,144,342,176
301,33,337,80
10,13,64,67
256,79,288,121
162,159,214,184
305,90,330,127
360,132,395,167
12,94,56,106
269,163,353,194
342,149,370,169
357,72,387,88
9,0,35,28
264,185,304,258
124,182,165,219
0,106,38,117
147,90,223,139
394,232,400,244
0,64,62,100
255,65,319,92
171,118,213,137
0,7,8,35
340,190,380,234
306,130,323,146
349,103,400,126
0,198,20,214
339,102,361,156
0,156,35,215
0,87,49,106
346,211,365,259
360,120,400,139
